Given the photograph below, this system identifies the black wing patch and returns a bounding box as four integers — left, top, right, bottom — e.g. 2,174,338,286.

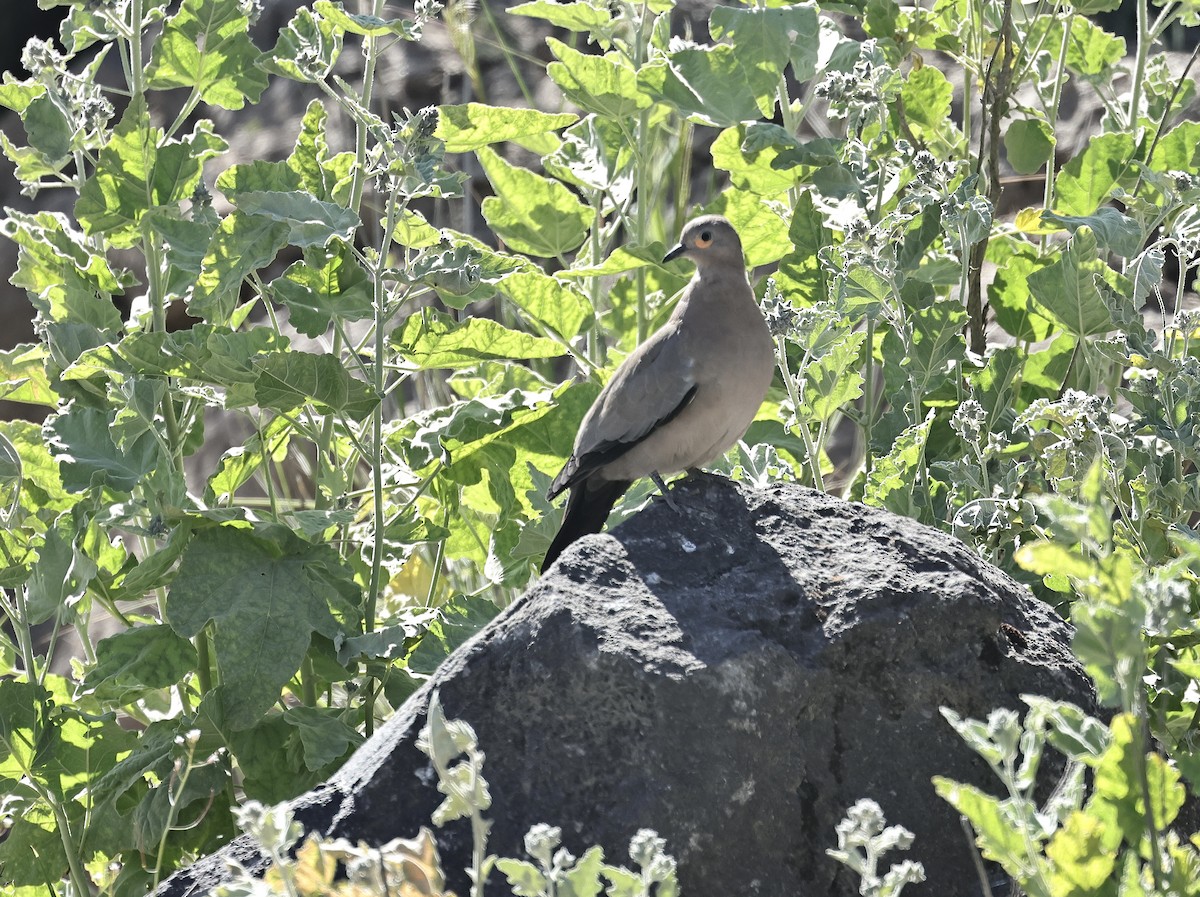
548,384,698,499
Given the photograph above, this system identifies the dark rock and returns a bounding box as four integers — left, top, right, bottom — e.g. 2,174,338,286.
158,474,1094,897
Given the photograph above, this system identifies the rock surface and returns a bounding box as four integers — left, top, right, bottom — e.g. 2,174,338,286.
160,475,1094,897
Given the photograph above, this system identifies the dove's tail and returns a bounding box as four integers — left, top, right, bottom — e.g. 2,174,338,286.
541,478,631,573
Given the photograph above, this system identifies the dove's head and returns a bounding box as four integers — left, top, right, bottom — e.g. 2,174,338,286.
662,215,744,271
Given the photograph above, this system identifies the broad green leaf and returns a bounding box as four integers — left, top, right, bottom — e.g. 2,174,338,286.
144,207,219,286
407,594,499,675
233,190,360,248
710,3,821,85
281,706,362,770
146,0,268,109
476,146,590,258
712,124,803,195
498,859,549,897
647,43,770,126
66,325,283,384
206,414,292,503
933,777,1035,880
76,100,228,245
0,344,56,407
1065,16,1125,76
83,625,199,698
246,351,380,421
884,300,966,403
312,0,420,37
863,410,935,517
801,330,865,423
497,270,592,340
24,515,96,625
901,65,953,141
1042,208,1142,258
260,6,343,83
189,212,291,324
166,525,360,729
988,243,1057,342
510,0,612,32
392,310,565,369
22,92,71,162
1072,598,1144,707
1027,228,1115,337
45,406,160,494
217,159,303,196
271,243,373,338
0,77,46,114
1055,133,1135,217
1004,119,1055,175
437,102,576,153
225,714,318,803
0,420,72,515
774,191,830,306
289,100,355,205
4,209,125,331
1148,121,1200,173
1094,715,1185,839
546,38,651,121
1045,811,1118,894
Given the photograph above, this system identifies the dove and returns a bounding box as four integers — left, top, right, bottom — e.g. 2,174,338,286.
542,215,775,572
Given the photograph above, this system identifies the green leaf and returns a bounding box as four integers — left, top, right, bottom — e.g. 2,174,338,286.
407,594,499,675
800,330,865,424
546,38,651,121
271,243,373,338
66,325,284,384
1148,121,1200,173
438,103,576,154
76,100,228,246
238,351,379,421
146,0,269,109
476,146,590,258
774,191,830,306
1042,208,1142,258
166,525,360,729
46,405,160,494
510,0,612,32
22,93,71,162
281,706,362,770
392,310,565,370
189,212,291,324
4,209,125,331
1045,811,1118,894
83,625,199,698
260,6,343,83
933,777,1037,881
710,3,821,85
712,124,803,196
1055,133,1135,217
498,858,549,897
644,43,768,126
1027,227,1115,337
988,242,1057,342
289,100,355,205
497,270,593,341
1065,16,1125,77
901,65,953,141
0,344,56,407
863,410,935,517
312,0,420,37
233,190,360,248
884,299,966,404
1005,119,1056,176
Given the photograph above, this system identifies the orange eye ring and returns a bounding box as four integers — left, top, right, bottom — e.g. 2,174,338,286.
694,232,713,249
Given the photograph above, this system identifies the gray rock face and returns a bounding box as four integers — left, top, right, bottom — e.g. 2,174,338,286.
161,474,1094,897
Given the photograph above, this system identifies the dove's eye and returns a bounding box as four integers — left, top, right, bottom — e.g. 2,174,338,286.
695,230,713,248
